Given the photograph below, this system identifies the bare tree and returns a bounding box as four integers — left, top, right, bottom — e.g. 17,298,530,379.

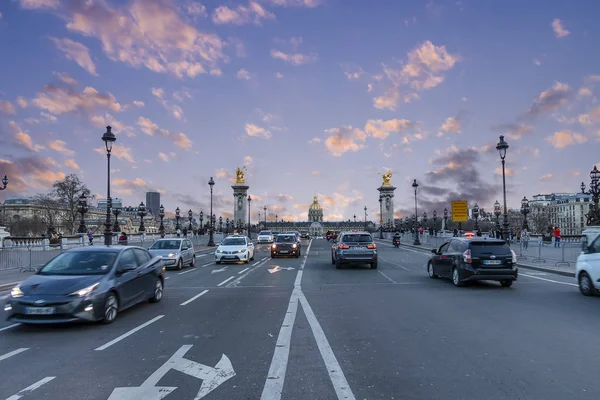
52,174,93,234
33,193,64,234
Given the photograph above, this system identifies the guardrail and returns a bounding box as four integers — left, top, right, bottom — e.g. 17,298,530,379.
0,233,224,272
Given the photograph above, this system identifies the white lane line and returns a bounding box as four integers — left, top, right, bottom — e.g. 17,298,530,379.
95,315,164,351
238,267,250,275
165,277,170,280
378,270,397,283
180,289,209,306
0,323,20,333
226,258,270,288
298,292,356,400
0,348,28,362
379,257,410,271
261,256,268,261
520,273,577,287
6,376,55,400
202,262,215,268
195,254,207,258
177,268,197,275
252,260,261,266
217,276,235,287
294,240,313,288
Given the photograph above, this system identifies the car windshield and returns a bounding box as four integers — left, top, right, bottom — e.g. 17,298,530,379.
150,240,181,250
342,234,372,243
39,251,119,275
276,235,296,242
259,231,272,235
470,242,511,256
222,238,246,246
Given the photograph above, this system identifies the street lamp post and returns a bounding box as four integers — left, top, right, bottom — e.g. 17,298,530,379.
226,218,230,234
496,135,510,241
422,212,428,231
219,216,223,233
248,195,252,238
112,203,121,233
137,202,147,232
257,213,261,229
473,203,480,232
275,214,278,223
77,193,88,234
188,209,193,231
263,205,267,227
364,206,368,230
432,210,437,234
521,196,530,230
175,207,181,236
379,197,383,239
412,179,421,245
207,177,215,246
581,165,600,226
353,214,357,224
494,200,502,236
443,208,448,231
199,211,203,235
0,175,8,191
101,126,116,246
158,205,165,237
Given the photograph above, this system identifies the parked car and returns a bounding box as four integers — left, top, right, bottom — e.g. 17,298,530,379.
331,231,377,269
5,246,165,324
215,235,255,264
257,231,274,244
149,238,195,270
427,237,518,287
272,234,301,258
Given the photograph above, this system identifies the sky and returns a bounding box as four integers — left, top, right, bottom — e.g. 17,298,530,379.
0,0,599,223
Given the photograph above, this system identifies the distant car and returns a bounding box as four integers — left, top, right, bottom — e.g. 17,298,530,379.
300,231,311,239
326,230,335,241
284,231,301,243
331,231,377,269
215,235,255,264
257,231,274,244
5,246,165,325
272,234,301,258
149,238,195,270
427,237,518,287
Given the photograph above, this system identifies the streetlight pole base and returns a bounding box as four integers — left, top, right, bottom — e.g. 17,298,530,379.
207,230,216,247
104,222,112,246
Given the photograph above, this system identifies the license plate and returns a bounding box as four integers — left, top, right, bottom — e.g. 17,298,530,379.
224,256,236,259
25,307,56,315
280,250,289,254
483,260,501,265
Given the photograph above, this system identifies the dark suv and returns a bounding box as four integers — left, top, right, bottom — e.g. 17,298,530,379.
331,231,377,269
427,238,518,287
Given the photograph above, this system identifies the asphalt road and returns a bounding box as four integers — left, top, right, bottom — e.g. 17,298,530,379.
1,238,600,399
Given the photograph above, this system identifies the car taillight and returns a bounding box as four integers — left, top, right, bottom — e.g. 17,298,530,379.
339,244,350,249
511,250,517,263
367,243,376,249
463,249,472,264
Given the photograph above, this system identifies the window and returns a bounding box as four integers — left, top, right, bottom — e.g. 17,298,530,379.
222,238,247,246
341,234,372,243
118,250,138,268
470,242,511,256
439,242,450,253
134,249,152,265
276,235,296,242
590,237,600,253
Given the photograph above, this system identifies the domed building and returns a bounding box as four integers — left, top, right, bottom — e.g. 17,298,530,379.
308,195,324,236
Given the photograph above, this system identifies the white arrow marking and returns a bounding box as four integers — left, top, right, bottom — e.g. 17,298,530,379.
211,266,228,274
107,345,235,400
6,376,55,400
268,266,295,273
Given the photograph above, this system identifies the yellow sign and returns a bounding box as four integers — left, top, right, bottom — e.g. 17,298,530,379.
451,200,468,222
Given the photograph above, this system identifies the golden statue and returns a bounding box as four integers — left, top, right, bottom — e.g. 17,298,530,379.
235,167,246,184
381,171,392,186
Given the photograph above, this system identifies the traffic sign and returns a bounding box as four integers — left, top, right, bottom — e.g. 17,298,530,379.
451,200,468,222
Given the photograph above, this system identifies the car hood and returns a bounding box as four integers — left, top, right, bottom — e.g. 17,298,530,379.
20,274,105,296
217,245,248,252
149,249,180,257
258,235,272,238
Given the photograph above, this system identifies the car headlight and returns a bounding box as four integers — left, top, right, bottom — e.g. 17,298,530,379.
10,286,24,298
167,252,178,258
69,283,99,297
216,249,224,253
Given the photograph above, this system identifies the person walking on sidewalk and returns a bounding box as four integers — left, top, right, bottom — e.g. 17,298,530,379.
521,227,530,250
87,230,93,245
553,226,561,248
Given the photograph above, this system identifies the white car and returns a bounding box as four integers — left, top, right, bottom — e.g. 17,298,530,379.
257,231,274,244
576,226,600,296
215,235,255,264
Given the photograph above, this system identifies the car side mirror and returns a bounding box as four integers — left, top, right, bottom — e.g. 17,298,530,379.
117,264,136,274
431,249,438,255
582,238,589,253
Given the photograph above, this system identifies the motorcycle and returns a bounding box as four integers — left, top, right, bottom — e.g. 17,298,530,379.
393,238,400,248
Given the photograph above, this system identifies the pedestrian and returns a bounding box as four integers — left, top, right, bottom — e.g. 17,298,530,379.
87,229,93,245
521,227,529,250
176,228,181,238
553,226,561,248
453,228,458,237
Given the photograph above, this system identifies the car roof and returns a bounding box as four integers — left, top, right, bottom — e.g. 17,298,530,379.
453,237,506,243
154,238,183,241
340,231,371,235
67,246,133,253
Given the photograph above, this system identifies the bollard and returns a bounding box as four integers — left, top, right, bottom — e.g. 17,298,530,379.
516,239,527,260
555,242,571,267
531,239,546,263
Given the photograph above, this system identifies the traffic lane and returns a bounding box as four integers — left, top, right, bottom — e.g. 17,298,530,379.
27,285,294,400
303,275,600,399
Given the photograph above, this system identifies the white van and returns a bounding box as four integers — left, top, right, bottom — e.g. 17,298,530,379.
575,226,600,296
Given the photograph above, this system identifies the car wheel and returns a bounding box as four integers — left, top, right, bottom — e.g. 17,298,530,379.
176,258,183,270
190,255,196,267
102,293,119,324
335,259,342,269
370,262,378,269
452,267,464,287
250,251,255,261
579,272,596,296
500,280,513,288
331,254,335,265
216,260,221,265
427,262,438,279
150,279,163,303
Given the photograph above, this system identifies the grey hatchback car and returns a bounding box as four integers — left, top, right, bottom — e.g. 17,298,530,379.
149,238,195,270
331,231,378,269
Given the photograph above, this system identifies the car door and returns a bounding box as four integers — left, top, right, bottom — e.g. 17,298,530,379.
433,242,450,277
585,236,600,289
439,241,457,278
246,238,255,258
114,249,142,307
133,248,155,298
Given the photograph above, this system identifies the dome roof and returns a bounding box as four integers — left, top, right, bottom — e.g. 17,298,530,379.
309,195,322,211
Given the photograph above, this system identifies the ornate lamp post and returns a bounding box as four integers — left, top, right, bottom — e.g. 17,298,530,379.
353,214,357,224
226,217,230,234
364,206,368,230
473,203,480,232
208,177,215,246
219,216,223,233
494,200,502,235
158,205,165,237
263,205,267,227
112,202,121,233
188,209,193,231
379,197,384,239
175,207,181,236
581,165,600,226
77,193,88,234
422,212,428,233
404,216,409,231
412,179,421,245
199,211,203,234
443,208,448,230
137,202,147,232
0,175,8,190
248,195,252,238
432,210,437,234
275,214,278,223
496,135,510,241
101,126,116,246
520,196,530,230
257,213,261,229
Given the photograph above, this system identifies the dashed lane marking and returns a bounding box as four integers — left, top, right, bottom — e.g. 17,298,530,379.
217,276,235,287
238,267,250,275
180,289,209,306
0,348,28,362
95,315,164,351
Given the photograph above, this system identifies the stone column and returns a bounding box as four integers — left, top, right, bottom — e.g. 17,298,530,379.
232,184,249,229
378,185,396,229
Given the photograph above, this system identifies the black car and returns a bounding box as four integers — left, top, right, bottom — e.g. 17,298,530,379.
300,231,311,239
271,234,301,258
427,238,518,287
331,231,377,269
5,246,165,324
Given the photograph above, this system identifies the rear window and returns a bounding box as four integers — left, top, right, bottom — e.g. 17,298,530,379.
470,242,511,256
342,234,373,243
259,231,272,235
276,235,296,242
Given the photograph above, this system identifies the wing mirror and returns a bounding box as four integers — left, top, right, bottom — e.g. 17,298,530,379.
117,264,136,274
431,249,438,255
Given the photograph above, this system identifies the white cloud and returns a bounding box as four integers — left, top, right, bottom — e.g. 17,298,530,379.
270,49,317,65
158,152,169,162
64,159,80,170
237,69,251,80
212,1,275,25
152,88,164,98
275,72,284,79
245,123,272,139
440,116,461,133
48,139,75,156
551,18,570,38
540,173,553,181
364,119,419,140
0,100,16,115
323,125,367,156
18,0,60,9
133,100,145,107
545,130,588,149
16,97,28,108
50,37,97,76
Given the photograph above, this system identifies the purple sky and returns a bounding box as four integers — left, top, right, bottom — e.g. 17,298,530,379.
0,0,599,222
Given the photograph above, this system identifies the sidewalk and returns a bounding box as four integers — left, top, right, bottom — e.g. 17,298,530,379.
375,238,576,278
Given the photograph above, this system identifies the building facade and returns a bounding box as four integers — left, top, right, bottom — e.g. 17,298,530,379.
308,195,323,223
529,193,592,235
146,191,160,218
